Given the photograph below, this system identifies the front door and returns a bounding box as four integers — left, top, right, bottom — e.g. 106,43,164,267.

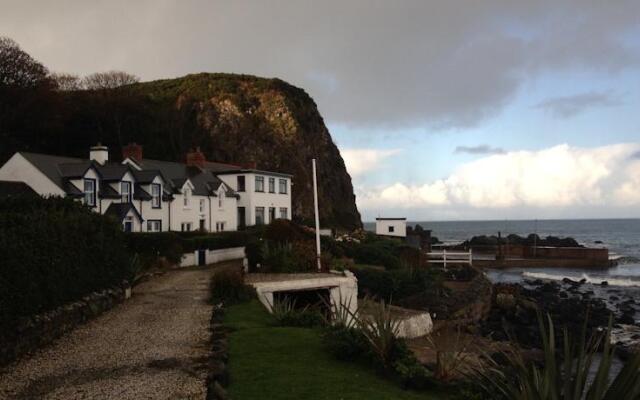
198,250,206,266
238,207,246,229
199,219,205,231
269,207,276,223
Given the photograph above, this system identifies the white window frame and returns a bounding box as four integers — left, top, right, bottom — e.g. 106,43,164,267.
279,207,288,219
268,177,275,193
255,176,265,192
279,178,288,194
84,178,96,207
183,188,190,208
199,198,205,213
151,183,161,209
121,181,132,203
255,207,265,225
147,220,162,232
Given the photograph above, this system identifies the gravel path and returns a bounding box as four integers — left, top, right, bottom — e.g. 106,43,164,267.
0,263,234,400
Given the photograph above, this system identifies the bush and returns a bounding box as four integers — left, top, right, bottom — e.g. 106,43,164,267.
210,268,254,305
261,241,317,273
352,267,445,303
322,324,369,361
353,243,401,270
270,297,325,328
0,196,131,334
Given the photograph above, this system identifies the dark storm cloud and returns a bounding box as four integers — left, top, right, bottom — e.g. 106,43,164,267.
454,145,506,155
1,0,639,129
534,91,622,118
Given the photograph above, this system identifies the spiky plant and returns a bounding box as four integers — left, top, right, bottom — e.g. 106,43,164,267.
476,313,640,400
356,300,402,369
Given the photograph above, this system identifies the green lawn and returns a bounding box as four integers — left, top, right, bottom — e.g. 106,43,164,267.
225,300,448,400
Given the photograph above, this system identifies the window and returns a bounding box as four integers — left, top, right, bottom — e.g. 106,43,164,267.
268,177,275,193
83,179,96,207
255,176,264,192
199,198,205,213
218,189,224,208
123,217,133,232
279,207,288,219
183,188,190,208
147,220,162,232
388,226,395,233
199,219,206,231
151,183,161,208
279,179,288,194
237,176,245,192
121,181,132,203
216,222,226,232
269,207,276,222
181,222,192,232
255,207,265,225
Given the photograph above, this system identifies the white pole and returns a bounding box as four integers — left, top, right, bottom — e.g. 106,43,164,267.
312,159,322,271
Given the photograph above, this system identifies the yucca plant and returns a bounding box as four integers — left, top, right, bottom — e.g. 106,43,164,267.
427,327,475,382
323,292,359,328
356,300,402,369
476,312,640,400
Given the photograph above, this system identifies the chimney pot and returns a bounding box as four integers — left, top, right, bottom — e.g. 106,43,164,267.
186,147,206,168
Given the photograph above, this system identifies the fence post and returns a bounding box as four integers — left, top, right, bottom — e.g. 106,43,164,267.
443,249,447,270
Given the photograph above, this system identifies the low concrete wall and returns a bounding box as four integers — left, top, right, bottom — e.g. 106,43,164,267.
179,247,246,267
0,284,129,366
247,271,359,323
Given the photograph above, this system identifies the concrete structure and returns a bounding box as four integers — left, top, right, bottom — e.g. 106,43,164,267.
246,271,358,320
375,217,407,238
0,144,292,232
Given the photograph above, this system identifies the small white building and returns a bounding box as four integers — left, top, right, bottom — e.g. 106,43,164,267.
375,217,407,238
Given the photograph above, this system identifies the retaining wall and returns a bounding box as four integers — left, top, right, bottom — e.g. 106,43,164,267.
0,283,130,366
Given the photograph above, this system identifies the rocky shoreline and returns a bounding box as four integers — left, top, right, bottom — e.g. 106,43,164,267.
482,277,640,357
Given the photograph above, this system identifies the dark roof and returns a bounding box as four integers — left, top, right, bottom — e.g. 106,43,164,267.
0,181,38,198
376,218,407,221
104,203,143,222
98,164,131,181
19,152,87,190
63,181,84,197
99,184,120,199
202,161,294,178
133,184,152,200
58,161,95,178
132,169,164,184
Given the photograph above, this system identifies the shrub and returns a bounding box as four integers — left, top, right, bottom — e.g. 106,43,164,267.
210,268,254,305
353,243,401,270
0,196,131,334
270,297,325,328
261,241,317,273
322,325,369,361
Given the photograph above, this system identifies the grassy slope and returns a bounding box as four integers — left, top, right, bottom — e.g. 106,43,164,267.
225,301,447,400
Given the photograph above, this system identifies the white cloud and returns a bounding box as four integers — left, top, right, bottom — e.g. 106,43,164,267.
341,148,402,178
356,143,640,213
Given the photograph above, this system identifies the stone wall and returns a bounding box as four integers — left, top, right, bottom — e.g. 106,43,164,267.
0,283,130,366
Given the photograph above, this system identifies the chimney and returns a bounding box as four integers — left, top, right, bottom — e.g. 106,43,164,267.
89,143,109,165
241,161,257,169
186,147,206,168
122,142,143,162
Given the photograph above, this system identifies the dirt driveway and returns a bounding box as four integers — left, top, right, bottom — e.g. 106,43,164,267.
0,262,237,399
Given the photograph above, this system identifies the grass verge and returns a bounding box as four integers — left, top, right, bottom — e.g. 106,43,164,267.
225,300,448,400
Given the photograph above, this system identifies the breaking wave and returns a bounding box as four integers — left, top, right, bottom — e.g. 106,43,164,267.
522,271,640,288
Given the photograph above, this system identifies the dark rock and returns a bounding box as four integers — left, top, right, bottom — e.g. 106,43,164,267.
601,281,609,286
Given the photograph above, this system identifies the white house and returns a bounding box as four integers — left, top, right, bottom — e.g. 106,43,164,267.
0,143,293,232
375,217,407,238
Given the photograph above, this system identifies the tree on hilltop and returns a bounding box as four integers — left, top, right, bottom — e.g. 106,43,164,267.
0,37,50,88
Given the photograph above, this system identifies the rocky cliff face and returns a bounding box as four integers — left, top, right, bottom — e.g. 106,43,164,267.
3,73,362,229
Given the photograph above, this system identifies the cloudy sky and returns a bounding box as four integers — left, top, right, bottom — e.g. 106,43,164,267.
3,1,640,221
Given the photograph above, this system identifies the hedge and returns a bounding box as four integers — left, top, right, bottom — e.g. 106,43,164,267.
124,230,255,268
0,196,132,334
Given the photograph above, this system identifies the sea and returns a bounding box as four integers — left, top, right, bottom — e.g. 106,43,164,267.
364,219,640,286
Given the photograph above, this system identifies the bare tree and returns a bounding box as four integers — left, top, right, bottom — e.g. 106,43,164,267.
82,71,139,90
51,72,84,91
0,37,49,87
